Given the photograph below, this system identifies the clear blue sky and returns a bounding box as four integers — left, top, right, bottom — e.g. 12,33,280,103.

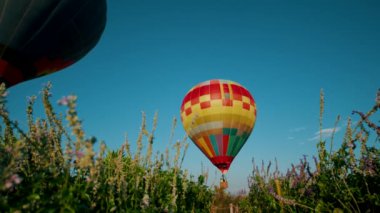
6,0,380,193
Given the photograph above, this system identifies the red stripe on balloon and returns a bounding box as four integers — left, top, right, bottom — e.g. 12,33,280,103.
191,87,200,105
210,83,221,99
199,85,210,96
216,134,223,155
231,84,242,101
223,83,229,94
203,136,216,157
223,135,229,156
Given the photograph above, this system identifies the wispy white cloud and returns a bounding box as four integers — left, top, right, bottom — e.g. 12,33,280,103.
308,135,321,141
308,127,341,141
287,136,295,140
314,127,341,135
290,127,307,132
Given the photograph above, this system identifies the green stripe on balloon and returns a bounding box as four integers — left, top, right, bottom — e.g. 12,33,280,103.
227,135,237,156
228,136,241,157
231,141,242,157
209,135,219,156
230,128,238,135
231,133,250,156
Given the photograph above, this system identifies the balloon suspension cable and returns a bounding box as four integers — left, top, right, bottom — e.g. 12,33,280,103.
221,174,226,182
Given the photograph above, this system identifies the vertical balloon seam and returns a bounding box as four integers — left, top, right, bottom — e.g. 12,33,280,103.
67,0,100,51
220,81,232,156
231,106,255,156
0,0,33,57
226,81,237,157
0,0,9,28
20,1,63,50
220,81,228,156
213,80,222,157
206,83,220,156
189,86,204,157
231,83,244,158
189,84,216,159
0,0,9,21
227,82,239,157
235,110,254,156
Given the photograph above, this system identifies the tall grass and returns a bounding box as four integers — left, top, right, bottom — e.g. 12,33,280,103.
0,83,213,212
1,83,379,212
240,89,380,212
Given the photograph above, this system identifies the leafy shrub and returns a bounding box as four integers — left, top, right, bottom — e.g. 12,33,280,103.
2,83,379,212
0,83,213,212
242,89,380,212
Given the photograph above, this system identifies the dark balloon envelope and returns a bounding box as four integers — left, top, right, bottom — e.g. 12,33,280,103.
0,0,107,87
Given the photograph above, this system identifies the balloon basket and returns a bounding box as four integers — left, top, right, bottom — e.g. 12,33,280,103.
220,174,228,189
220,180,228,189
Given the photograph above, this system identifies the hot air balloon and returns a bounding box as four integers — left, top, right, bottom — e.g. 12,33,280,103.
0,0,107,87
180,79,257,187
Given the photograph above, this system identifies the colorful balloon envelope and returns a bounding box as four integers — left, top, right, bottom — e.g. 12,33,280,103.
180,79,257,174
0,0,107,87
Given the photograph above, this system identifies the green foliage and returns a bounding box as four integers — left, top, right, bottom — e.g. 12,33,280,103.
1,83,379,212
211,185,247,212
241,89,380,212
0,83,213,212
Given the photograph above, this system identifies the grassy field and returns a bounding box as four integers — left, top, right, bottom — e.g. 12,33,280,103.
1,84,379,212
